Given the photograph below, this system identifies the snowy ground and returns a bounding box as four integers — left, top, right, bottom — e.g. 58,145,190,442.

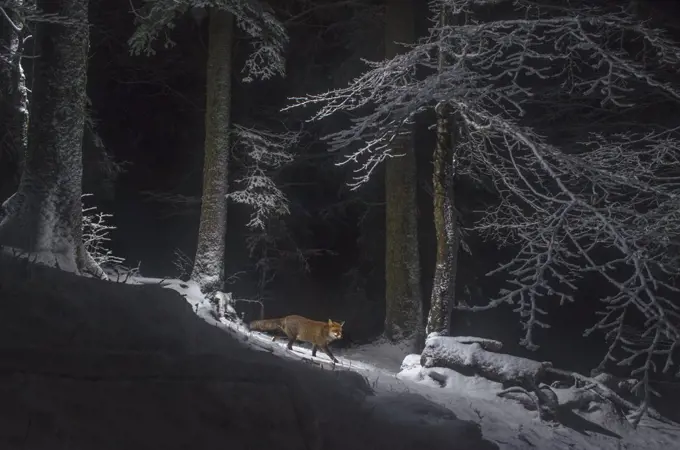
155,277,680,450
0,261,495,450
1,257,678,450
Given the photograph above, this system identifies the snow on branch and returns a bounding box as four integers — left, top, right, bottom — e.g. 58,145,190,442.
128,0,287,81
286,0,680,414
0,1,85,27
81,194,124,268
442,102,680,422
460,106,680,345
288,0,680,183
227,124,297,229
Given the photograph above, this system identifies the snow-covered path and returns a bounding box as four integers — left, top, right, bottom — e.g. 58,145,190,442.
222,318,680,450
141,277,680,450
1,264,500,450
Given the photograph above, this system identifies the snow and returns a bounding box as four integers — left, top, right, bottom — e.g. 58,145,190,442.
421,334,549,384
400,353,421,371
0,260,493,450
341,335,416,372
157,278,680,450
1,245,79,274
1,258,678,450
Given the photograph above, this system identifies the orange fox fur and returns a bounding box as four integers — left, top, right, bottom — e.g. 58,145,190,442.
249,315,344,363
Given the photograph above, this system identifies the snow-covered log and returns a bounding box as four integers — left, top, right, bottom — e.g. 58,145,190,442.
421,335,550,387
437,335,504,352
413,335,680,426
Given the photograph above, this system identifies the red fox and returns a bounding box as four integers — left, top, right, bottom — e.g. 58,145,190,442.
249,315,344,363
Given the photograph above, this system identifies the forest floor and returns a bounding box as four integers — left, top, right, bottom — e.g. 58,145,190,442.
0,255,677,450
156,277,680,450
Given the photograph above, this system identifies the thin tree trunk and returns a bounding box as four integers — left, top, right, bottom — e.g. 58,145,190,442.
383,0,424,350
426,5,461,336
426,104,460,335
0,3,28,170
0,0,102,277
190,9,233,294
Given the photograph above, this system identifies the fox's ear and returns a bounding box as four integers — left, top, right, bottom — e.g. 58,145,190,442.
340,321,345,327
328,319,333,326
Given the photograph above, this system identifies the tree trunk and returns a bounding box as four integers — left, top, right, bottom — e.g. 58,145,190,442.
426,5,461,336
0,3,29,169
383,0,424,350
0,0,102,277
190,9,233,294
426,105,460,335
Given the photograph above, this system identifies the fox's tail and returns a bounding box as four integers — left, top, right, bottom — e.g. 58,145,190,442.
248,317,284,332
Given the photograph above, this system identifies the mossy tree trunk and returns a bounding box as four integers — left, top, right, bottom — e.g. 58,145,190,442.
190,9,234,294
383,0,424,350
426,5,461,336
0,0,102,277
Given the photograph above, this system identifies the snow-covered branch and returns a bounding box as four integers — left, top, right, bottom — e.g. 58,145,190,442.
288,0,680,179
286,0,680,413
128,0,287,81
227,124,297,229
0,1,85,27
81,194,124,268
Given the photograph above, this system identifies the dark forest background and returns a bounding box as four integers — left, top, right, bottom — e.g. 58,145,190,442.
2,0,680,382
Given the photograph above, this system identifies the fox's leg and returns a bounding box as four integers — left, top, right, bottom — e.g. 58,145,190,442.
322,345,338,363
286,333,296,350
312,345,318,357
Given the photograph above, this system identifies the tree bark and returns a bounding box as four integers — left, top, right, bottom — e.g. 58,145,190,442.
0,3,29,169
190,9,233,294
426,6,461,336
383,0,424,350
426,105,459,335
0,0,102,277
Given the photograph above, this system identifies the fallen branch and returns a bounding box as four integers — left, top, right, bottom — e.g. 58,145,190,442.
545,367,670,426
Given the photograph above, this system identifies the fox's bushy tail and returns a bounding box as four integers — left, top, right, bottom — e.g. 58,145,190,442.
249,317,284,332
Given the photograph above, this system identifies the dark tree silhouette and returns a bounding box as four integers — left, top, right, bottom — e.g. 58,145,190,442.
382,0,424,349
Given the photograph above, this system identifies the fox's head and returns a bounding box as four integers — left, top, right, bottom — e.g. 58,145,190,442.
327,319,344,340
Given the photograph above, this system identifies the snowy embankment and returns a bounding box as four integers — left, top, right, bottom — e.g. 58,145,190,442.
1,255,677,450
0,258,495,450
153,277,680,450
